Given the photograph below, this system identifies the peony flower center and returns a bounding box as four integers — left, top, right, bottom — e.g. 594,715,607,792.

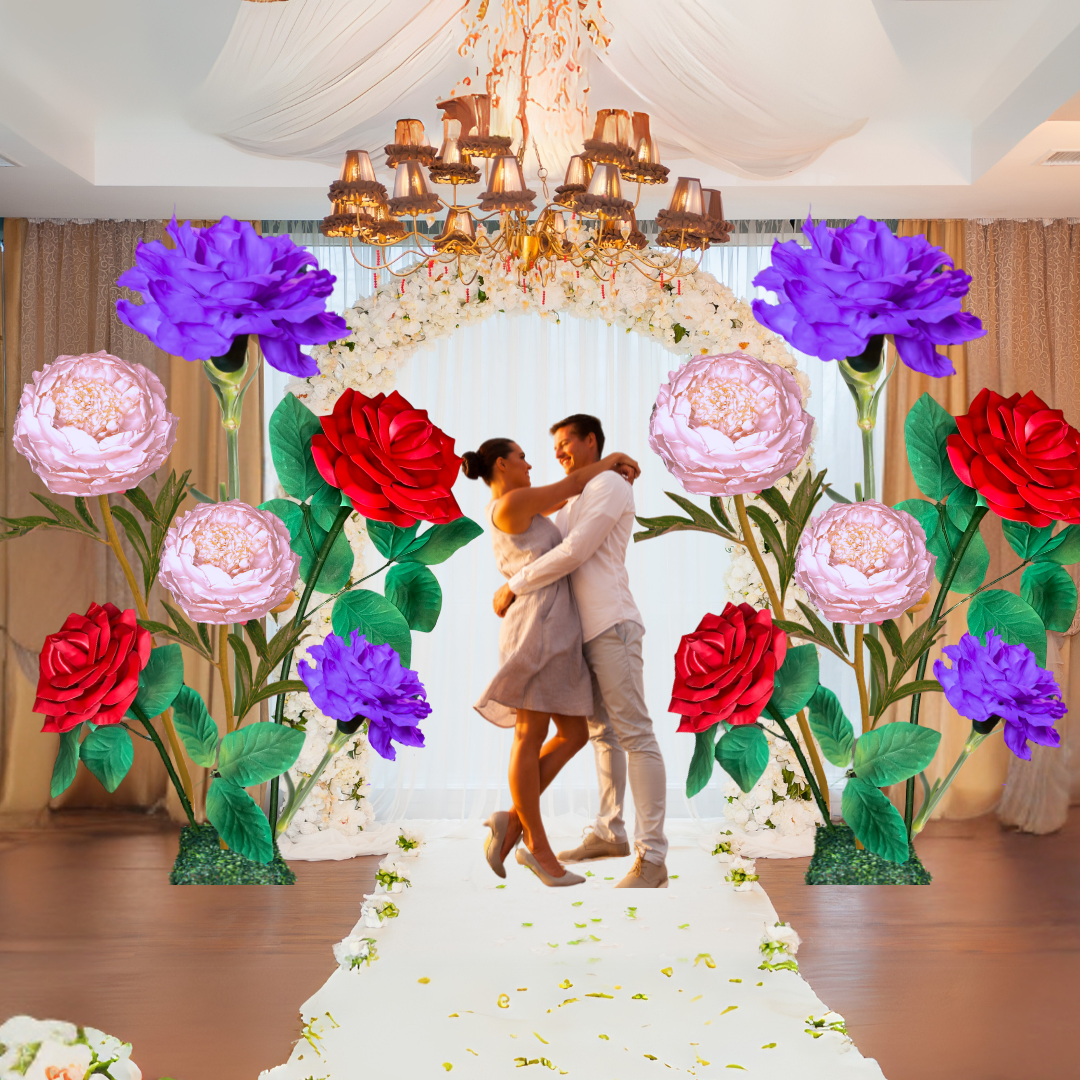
50,378,125,440
191,522,261,576
824,519,896,576
686,377,770,438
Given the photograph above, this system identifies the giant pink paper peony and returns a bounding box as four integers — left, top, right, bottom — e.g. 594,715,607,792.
158,501,299,624
648,351,812,495
794,501,936,624
13,351,177,496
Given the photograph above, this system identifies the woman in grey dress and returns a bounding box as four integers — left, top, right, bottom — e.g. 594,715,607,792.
463,438,639,886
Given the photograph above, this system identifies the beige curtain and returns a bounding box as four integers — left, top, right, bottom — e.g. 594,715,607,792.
883,219,1080,826
0,219,263,825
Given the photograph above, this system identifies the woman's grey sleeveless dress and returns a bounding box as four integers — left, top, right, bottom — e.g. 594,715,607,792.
474,503,593,728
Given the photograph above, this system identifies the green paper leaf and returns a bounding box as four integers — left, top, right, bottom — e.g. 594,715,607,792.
1022,562,1078,633
1036,524,1080,566
51,726,81,798
904,393,963,502
309,481,346,532
767,643,819,720
896,497,988,595
1001,519,1058,560
805,686,854,768
366,520,427,560
205,777,274,864
260,499,352,594
685,726,717,798
968,588,1047,666
332,589,413,666
841,777,910,864
715,723,770,793
171,685,220,768
269,393,326,501
130,643,184,720
217,721,305,787
852,722,941,787
79,725,134,793
385,562,443,632
400,516,484,565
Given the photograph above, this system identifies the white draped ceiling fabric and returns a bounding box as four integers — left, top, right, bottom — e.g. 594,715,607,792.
193,0,870,180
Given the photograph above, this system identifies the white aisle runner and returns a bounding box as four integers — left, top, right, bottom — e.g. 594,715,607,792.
265,828,886,1079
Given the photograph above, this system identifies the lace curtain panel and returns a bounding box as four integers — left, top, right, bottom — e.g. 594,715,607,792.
263,221,880,823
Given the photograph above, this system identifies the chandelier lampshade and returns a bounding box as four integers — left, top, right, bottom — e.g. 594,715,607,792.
329,149,387,211
554,154,594,210
437,94,513,160
622,113,670,185
388,160,441,217
433,208,480,253
702,188,733,242
575,162,633,219
478,155,536,213
655,176,711,249
429,119,481,186
365,201,408,245
385,119,436,169
583,108,634,167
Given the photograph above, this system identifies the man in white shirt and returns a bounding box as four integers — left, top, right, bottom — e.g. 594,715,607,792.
493,414,669,888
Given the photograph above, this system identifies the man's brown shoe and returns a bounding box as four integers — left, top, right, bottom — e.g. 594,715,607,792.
614,853,668,888
556,830,631,863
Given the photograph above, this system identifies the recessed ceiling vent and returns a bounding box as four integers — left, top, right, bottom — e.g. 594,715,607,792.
1038,150,1080,166
0,153,20,167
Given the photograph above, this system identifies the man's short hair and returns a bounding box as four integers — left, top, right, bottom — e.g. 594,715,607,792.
550,414,605,456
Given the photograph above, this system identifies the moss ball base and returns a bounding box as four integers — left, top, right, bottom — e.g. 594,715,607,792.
805,824,931,885
170,824,296,885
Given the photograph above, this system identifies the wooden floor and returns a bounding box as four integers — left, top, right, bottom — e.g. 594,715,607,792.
0,812,1076,1080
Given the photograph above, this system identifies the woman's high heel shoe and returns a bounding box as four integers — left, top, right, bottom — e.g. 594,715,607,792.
484,811,515,879
515,846,584,887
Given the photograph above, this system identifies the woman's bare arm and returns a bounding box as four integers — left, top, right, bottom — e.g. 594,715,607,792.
492,452,639,534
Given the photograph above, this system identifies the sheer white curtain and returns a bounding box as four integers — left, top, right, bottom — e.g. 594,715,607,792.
264,223,880,822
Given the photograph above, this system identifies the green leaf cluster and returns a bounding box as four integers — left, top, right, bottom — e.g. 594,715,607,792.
634,491,738,543
261,496,353,594
0,493,102,544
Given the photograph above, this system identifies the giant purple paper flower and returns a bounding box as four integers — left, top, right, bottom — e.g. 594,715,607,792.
751,215,984,378
298,631,431,760
934,630,1066,760
116,217,347,377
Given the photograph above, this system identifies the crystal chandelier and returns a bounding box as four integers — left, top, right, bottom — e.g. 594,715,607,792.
321,97,731,285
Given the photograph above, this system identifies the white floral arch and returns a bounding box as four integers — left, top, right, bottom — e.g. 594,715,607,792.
278,254,820,858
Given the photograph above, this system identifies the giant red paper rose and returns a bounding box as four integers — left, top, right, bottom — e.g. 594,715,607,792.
947,388,1080,527
670,603,786,733
34,602,151,734
311,389,463,527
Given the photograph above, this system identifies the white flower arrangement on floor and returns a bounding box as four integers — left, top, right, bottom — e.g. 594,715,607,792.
0,1016,141,1080
395,828,424,856
759,920,802,972
718,729,823,842
375,857,412,893
724,855,760,891
279,253,815,840
804,1012,854,1052
360,895,401,928
333,934,379,971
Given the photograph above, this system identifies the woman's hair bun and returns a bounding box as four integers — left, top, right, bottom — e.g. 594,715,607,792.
461,451,483,480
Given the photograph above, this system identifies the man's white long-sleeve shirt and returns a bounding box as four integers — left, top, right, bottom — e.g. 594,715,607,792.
507,470,643,643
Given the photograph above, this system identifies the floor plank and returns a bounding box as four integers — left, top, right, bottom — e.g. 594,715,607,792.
1,811,1075,1080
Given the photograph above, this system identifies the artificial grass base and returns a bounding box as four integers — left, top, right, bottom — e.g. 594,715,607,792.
170,824,296,885
805,824,931,885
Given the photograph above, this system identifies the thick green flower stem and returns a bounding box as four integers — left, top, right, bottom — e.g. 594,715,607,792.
131,702,198,828
275,728,352,836
911,729,989,834
268,503,353,835
904,504,990,833
838,338,890,504
202,357,252,502
769,710,834,829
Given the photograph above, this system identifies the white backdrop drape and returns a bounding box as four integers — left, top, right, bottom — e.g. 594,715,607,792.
264,222,881,824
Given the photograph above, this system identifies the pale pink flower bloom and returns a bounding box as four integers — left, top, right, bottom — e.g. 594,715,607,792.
794,501,936,624
13,351,177,496
158,501,299,624
648,351,812,496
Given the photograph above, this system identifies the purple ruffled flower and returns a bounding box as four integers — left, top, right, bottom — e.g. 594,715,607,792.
298,631,431,760
116,216,347,377
934,630,1066,760
751,215,984,377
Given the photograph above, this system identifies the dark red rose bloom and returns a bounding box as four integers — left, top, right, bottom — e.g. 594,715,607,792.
34,602,151,734
947,388,1080,527
670,602,786,733
311,389,463,527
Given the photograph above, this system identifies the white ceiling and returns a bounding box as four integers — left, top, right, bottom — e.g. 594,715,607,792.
1,0,1080,221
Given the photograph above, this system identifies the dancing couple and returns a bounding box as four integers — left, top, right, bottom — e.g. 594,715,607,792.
462,415,669,889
